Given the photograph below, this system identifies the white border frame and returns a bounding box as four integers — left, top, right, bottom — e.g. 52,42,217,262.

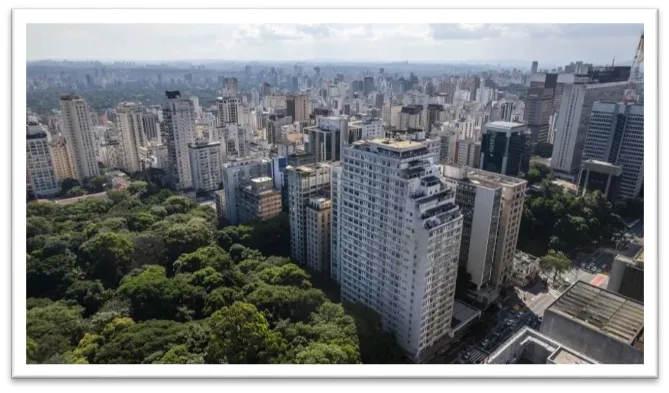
12,8,658,378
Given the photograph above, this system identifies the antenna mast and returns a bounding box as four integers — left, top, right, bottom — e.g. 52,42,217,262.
623,31,644,104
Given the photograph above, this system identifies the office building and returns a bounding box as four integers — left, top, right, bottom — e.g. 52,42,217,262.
487,326,600,364
48,134,75,182
550,69,629,180
305,196,332,274
286,94,309,123
221,157,271,225
441,165,501,291
305,116,347,163
347,116,384,142
59,94,100,181
425,104,444,133
363,76,374,94
578,102,644,200
237,176,282,224
188,139,223,192
455,139,481,168
608,241,644,303
479,121,529,176
338,138,464,362
438,129,458,165
531,61,538,74
577,160,623,202
524,86,554,151
540,281,644,364
286,163,332,267
26,123,59,198
399,106,422,130
223,77,238,95
162,90,197,190
116,102,147,173
266,114,293,145
500,102,515,122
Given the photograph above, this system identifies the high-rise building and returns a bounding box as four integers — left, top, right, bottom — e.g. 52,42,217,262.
162,90,197,190
59,94,100,182
438,129,458,165
223,77,238,95
266,114,293,145
142,113,161,142
188,139,223,192
329,162,343,283
425,104,444,133
337,138,464,362
286,94,310,123
305,116,347,163
216,96,241,126
550,69,629,180
26,123,59,198
455,139,481,168
363,76,374,94
221,157,271,224
347,116,384,142
607,240,644,303
399,106,422,130
578,102,644,200
237,176,282,224
305,196,333,274
116,102,147,173
531,61,539,74
189,96,202,119
479,121,529,176
500,102,515,122
48,134,75,181
286,163,332,267
214,124,251,160
441,165,502,291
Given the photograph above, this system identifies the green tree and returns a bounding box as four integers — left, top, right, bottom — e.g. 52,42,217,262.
79,232,134,288
153,344,204,364
26,301,86,363
203,287,243,316
64,280,112,316
27,252,80,299
127,181,149,196
162,218,213,276
206,302,285,364
541,250,572,284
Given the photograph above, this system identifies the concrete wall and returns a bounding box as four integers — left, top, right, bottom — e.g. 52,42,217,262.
541,309,643,364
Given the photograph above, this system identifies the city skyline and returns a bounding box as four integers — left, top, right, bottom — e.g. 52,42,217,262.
27,23,643,65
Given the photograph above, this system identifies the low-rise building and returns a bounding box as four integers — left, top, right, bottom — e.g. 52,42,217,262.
511,251,541,288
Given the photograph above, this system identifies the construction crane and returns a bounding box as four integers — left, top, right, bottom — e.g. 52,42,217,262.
623,31,644,104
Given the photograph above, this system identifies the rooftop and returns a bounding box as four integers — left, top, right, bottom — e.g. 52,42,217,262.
484,121,526,130
548,281,644,345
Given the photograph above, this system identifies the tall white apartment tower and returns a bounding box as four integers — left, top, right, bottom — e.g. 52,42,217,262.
188,139,223,192
338,138,464,362
26,123,59,198
162,91,197,190
330,162,343,283
116,102,147,173
59,94,100,181
217,96,241,126
286,163,332,268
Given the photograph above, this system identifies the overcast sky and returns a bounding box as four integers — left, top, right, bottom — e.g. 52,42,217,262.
27,23,644,65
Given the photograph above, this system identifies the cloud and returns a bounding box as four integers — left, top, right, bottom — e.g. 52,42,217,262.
26,23,644,64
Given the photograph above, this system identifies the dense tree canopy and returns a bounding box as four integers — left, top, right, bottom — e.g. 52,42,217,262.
25,178,387,364
518,183,625,256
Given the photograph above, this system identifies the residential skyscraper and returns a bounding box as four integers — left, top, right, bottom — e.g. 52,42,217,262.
425,104,444,133
48,134,75,181
221,157,271,224
399,106,422,130
455,139,481,168
578,102,644,200
142,113,161,142
237,176,282,224
286,94,309,123
524,73,557,151
26,123,59,198
479,121,529,176
286,163,332,268
305,116,347,163
59,94,100,182
162,90,197,190
438,128,458,166
305,196,333,274
347,116,384,142
531,61,539,74
188,139,223,192
337,138,464,362
216,96,241,125
116,102,147,173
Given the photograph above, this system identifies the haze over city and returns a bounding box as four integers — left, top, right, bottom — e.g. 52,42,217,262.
27,23,643,65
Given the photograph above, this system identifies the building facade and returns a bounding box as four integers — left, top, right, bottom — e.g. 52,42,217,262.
188,139,223,192
59,94,100,181
238,176,282,224
162,91,197,190
48,134,75,182
221,157,271,225
337,138,464,362
479,121,529,177
305,197,332,274
26,123,59,198
116,102,147,173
